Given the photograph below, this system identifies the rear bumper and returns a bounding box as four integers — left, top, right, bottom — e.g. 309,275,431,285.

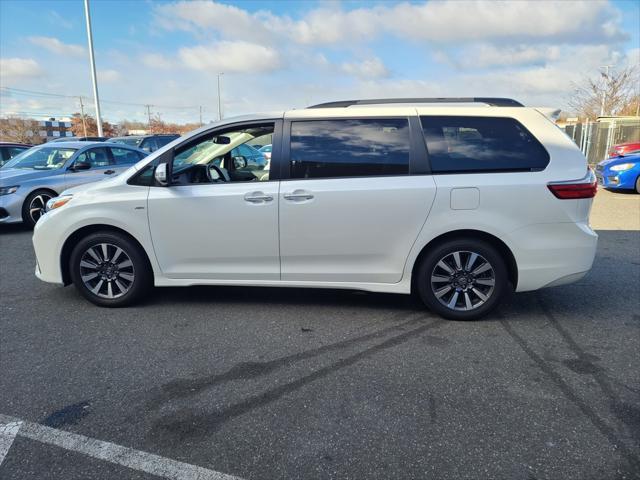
510,222,598,292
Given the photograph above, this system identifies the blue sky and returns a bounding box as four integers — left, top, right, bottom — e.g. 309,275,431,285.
1,0,638,123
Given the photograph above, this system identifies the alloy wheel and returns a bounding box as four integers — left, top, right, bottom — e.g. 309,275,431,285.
28,193,53,224
79,243,135,299
430,250,496,311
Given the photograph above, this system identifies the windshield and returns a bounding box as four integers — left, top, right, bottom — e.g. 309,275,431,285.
112,137,142,147
2,147,76,170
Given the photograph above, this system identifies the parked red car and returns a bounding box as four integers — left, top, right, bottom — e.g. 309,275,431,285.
608,141,640,158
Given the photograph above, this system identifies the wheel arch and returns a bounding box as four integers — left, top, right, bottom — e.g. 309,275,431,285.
60,224,152,285
410,229,518,292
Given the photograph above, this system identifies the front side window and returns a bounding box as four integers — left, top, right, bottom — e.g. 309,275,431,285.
75,148,110,168
172,124,274,184
156,136,178,149
289,118,410,179
2,147,76,170
140,137,158,152
420,116,549,173
7,146,29,160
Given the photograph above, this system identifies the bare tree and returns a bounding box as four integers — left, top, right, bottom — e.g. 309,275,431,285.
70,113,115,137
0,117,41,144
569,66,639,119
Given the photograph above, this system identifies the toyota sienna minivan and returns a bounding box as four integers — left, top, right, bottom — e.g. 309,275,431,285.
32,98,598,320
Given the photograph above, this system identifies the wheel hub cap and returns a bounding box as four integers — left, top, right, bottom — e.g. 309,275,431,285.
430,250,496,311
79,243,135,299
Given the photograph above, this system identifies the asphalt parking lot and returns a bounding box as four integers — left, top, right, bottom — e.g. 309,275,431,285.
1,188,639,480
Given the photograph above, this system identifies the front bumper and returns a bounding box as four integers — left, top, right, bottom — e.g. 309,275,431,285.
0,192,26,223
595,166,638,189
32,211,65,284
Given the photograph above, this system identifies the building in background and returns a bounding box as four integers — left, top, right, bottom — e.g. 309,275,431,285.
0,117,74,144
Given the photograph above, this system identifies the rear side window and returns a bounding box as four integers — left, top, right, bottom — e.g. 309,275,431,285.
420,116,549,173
290,118,410,179
110,147,141,165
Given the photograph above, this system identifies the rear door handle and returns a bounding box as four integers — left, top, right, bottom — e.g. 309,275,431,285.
104,170,116,175
244,192,273,203
283,190,314,201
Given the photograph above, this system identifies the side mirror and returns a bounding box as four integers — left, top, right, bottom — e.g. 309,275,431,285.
71,161,91,171
233,156,247,169
214,135,231,145
154,163,169,186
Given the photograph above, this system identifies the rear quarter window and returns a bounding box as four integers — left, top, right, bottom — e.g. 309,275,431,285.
420,116,549,173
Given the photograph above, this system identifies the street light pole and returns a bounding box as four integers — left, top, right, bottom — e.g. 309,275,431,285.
599,65,613,117
78,96,88,137
84,0,103,136
217,73,224,121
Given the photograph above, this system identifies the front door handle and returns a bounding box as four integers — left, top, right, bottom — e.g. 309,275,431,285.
244,192,273,203
283,190,314,201
104,170,116,175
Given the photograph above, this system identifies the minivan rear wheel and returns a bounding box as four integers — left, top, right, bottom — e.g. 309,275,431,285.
69,231,152,307
416,239,508,320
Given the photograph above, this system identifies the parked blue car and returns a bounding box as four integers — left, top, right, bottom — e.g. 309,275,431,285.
596,152,640,193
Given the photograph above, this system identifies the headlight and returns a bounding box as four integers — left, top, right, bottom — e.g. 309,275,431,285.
610,163,635,172
46,195,73,212
0,185,19,196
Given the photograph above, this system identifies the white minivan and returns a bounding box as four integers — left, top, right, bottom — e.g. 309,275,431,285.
33,98,598,320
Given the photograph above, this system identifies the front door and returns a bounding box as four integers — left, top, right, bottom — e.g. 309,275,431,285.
279,117,436,284
147,122,280,280
64,147,117,190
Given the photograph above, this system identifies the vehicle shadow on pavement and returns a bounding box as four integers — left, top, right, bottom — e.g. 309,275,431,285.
148,284,425,311
0,224,31,234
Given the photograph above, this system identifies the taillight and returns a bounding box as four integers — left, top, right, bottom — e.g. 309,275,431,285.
547,169,597,199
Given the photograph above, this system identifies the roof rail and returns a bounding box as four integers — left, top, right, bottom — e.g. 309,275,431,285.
307,97,524,108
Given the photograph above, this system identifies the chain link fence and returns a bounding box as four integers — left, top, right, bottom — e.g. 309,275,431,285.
564,116,640,165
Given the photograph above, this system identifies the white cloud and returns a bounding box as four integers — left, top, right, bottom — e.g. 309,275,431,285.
141,53,174,69
178,40,281,73
154,1,272,42
0,58,44,83
154,0,625,46
28,36,85,57
47,10,73,29
439,44,562,69
99,69,121,83
341,58,389,79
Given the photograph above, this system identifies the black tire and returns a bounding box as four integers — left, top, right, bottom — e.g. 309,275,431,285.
69,231,152,307
415,238,509,321
22,189,55,228
635,176,640,194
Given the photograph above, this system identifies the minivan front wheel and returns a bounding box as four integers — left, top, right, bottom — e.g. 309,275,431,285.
69,231,152,307
416,239,508,320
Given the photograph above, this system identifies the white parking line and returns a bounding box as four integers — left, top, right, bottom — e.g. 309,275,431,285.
0,419,22,464
0,414,242,480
